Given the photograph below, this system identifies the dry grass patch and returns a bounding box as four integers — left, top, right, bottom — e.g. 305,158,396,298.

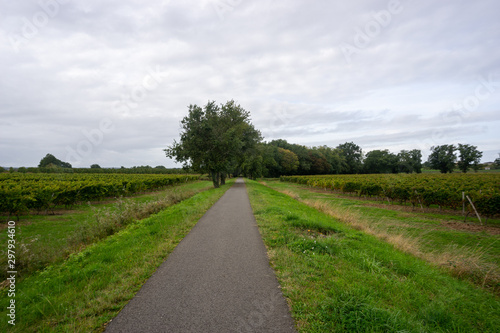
281,192,500,294
281,189,300,200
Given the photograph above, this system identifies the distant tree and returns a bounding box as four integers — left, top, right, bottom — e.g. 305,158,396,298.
155,165,167,169
38,153,72,168
165,100,261,188
457,144,483,173
39,153,58,167
260,142,344,176
398,149,422,173
397,150,412,173
269,139,312,175
316,146,344,174
428,145,456,173
308,150,330,174
90,164,101,169
277,148,299,175
337,142,363,174
241,145,264,180
260,144,281,177
363,150,398,174
494,157,500,170
409,149,423,173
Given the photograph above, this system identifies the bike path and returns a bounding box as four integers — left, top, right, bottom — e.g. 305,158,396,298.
105,178,296,332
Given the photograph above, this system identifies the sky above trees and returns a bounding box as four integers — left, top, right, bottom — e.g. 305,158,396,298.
1,0,499,167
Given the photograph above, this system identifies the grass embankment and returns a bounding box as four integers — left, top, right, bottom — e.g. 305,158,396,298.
246,180,499,332
0,181,213,281
264,180,500,294
0,180,232,332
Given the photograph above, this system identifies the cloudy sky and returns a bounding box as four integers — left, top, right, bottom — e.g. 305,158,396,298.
1,0,499,168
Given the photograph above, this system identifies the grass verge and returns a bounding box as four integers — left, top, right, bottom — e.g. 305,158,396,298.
0,181,213,281
0,180,232,332
246,180,499,332
264,180,500,294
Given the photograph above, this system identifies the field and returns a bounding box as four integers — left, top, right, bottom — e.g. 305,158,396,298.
281,173,500,221
0,173,200,219
247,179,500,332
0,178,215,283
1,173,499,331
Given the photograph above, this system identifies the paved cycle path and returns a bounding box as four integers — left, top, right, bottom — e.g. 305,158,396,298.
106,179,296,332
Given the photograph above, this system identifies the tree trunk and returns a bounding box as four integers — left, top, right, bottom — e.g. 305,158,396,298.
220,172,226,185
211,171,220,188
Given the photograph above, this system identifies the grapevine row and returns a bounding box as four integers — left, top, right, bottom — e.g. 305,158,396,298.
280,173,500,218
0,173,200,218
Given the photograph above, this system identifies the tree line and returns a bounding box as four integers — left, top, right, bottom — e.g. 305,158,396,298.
246,140,423,178
6,102,490,185
6,153,189,174
166,101,488,187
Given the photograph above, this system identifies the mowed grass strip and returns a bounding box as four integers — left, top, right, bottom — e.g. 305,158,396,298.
0,180,232,332
246,180,500,332
264,179,500,294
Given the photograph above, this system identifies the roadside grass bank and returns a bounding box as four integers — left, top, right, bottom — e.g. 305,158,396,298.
0,181,213,282
246,180,499,332
0,180,231,332
263,180,500,295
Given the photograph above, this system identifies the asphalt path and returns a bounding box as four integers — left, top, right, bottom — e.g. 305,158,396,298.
105,178,296,333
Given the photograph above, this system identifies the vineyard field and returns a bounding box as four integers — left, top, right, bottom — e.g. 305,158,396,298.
281,173,500,219
0,173,200,217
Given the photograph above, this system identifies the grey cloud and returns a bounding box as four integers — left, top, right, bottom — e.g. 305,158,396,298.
1,0,499,167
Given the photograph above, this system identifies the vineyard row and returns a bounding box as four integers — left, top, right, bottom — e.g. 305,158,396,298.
280,174,500,218
0,173,200,218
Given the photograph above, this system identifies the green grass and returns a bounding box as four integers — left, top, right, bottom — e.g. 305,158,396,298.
262,179,500,293
246,179,500,332
0,180,232,332
0,181,214,281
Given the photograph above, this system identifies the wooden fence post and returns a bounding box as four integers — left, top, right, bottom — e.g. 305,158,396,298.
466,195,482,225
462,191,465,216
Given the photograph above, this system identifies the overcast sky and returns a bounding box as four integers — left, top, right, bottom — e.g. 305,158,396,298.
1,0,499,168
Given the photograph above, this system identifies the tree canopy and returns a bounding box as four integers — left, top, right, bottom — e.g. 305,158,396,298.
457,144,482,173
363,149,398,174
165,100,261,187
427,145,457,173
398,149,422,174
336,142,363,174
426,144,483,173
38,153,72,168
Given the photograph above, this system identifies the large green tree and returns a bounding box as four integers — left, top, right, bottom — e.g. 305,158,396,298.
457,144,483,173
398,149,422,173
363,149,398,174
315,146,344,174
337,142,363,174
165,100,261,187
428,145,457,173
259,144,281,177
38,153,72,168
269,139,312,175
277,148,300,175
